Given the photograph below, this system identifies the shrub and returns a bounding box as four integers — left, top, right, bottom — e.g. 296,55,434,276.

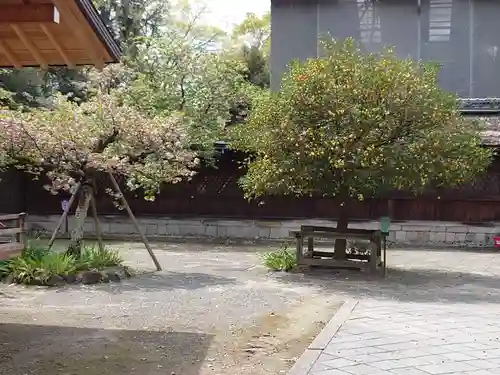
5,252,77,284
0,260,11,278
262,244,296,272
39,252,77,278
1,243,125,285
78,246,123,270
0,241,49,281
8,256,42,284
22,242,50,261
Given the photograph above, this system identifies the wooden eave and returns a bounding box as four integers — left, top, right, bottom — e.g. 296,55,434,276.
0,0,120,69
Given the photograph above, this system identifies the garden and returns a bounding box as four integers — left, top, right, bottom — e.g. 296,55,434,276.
0,241,344,375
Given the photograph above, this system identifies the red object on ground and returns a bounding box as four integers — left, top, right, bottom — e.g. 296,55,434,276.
493,236,500,247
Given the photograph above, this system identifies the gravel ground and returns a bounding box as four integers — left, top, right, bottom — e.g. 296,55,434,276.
0,241,343,375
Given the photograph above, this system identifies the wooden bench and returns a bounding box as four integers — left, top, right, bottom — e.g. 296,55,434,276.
0,213,26,260
291,225,385,273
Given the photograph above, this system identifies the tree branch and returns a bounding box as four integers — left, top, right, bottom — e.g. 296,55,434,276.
93,127,119,153
127,150,155,163
179,75,186,111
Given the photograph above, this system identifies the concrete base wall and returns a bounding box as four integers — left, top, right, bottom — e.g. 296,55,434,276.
22,215,500,247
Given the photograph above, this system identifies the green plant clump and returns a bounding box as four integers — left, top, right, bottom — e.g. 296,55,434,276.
0,260,10,279
78,246,123,270
0,243,124,285
8,252,76,284
22,244,50,261
262,244,297,272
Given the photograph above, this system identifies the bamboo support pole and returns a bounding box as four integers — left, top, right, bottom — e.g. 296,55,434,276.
48,182,81,250
108,171,162,271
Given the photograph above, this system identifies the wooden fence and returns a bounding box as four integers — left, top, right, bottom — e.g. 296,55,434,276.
2,151,500,223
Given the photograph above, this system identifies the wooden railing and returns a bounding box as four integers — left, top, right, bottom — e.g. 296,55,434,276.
0,213,26,260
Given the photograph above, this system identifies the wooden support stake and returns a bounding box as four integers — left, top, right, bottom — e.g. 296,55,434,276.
90,193,104,252
48,182,81,250
108,171,162,271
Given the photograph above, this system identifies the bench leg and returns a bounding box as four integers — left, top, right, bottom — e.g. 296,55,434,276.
17,214,26,249
307,236,314,258
369,241,378,273
383,236,387,277
296,235,304,265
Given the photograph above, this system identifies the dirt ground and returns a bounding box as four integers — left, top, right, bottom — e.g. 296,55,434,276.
0,242,343,375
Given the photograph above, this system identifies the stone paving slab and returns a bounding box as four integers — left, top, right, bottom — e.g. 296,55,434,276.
282,248,500,375
306,300,500,375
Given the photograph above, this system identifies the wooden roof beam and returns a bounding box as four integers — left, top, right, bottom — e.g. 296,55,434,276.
40,24,75,69
0,41,21,69
0,4,60,24
11,25,48,69
51,0,104,69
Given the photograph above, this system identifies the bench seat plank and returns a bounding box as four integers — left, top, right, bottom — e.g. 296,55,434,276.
0,242,24,260
0,227,22,236
0,213,26,222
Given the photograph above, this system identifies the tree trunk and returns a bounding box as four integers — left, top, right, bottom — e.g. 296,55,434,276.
66,182,93,258
334,202,349,260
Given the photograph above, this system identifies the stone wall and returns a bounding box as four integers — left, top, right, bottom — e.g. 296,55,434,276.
22,214,500,247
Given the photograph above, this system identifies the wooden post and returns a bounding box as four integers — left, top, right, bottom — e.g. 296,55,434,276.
383,235,387,278
369,232,379,273
16,213,26,248
107,171,162,271
385,199,393,277
295,232,303,265
48,182,81,250
307,236,314,257
90,193,105,252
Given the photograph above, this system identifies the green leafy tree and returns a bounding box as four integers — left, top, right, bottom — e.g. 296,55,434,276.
239,45,269,88
226,12,271,125
232,12,270,56
119,28,245,157
0,67,94,111
0,69,54,109
93,0,169,55
231,38,492,258
232,12,270,88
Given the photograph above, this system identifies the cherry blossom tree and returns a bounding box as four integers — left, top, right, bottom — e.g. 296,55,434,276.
0,92,198,258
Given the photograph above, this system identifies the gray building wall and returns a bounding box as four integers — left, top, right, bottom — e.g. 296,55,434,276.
270,0,500,97
270,1,318,91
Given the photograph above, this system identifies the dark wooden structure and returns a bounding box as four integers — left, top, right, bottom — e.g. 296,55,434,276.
0,0,120,68
0,213,26,260
292,225,385,273
3,148,500,223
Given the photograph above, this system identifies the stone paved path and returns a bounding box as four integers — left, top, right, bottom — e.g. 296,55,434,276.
277,248,500,375
310,301,500,375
